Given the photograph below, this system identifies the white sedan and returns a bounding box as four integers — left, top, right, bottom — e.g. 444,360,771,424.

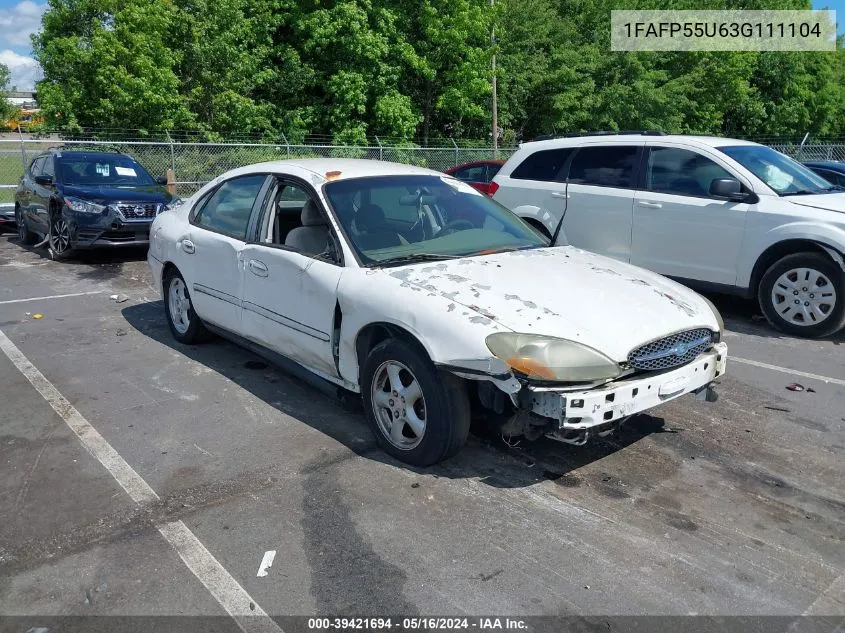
148,159,728,466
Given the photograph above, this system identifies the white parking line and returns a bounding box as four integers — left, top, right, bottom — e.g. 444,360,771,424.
0,329,283,633
731,356,845,387
0,290,104,305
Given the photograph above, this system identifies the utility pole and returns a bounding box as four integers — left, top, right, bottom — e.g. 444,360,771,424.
491,0,498,159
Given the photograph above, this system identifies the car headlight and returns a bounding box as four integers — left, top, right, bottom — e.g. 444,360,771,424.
485,333,621,381
64,196,106,215
700,296,724,341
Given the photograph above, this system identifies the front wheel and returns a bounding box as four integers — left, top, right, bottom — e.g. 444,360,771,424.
48,214,76,260
758,251,845,338
362,339,470,467
163,268,210,344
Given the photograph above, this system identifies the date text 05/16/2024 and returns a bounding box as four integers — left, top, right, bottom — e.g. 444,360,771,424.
307,618,529,631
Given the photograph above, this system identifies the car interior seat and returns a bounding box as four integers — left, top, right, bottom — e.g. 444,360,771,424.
354,204,404,251
284,199,329,255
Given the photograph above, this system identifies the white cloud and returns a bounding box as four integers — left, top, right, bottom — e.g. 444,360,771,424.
0,49,42,90
0,1,46,50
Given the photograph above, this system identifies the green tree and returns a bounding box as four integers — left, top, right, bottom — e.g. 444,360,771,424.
0,63,13,122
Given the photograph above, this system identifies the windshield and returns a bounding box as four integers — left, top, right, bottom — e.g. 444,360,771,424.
324,175,551,265
60,155,156,187
719,145,835,196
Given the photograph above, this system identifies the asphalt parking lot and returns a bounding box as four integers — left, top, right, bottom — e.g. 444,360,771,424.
0,231,843,631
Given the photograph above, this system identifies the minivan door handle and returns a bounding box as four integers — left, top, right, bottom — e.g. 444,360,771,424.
638,200,662,209
248,259,269,277
550,191,569,199
181,239,195,254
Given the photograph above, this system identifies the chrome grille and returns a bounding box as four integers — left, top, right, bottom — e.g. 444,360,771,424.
628,328,714,372
117,203,159,220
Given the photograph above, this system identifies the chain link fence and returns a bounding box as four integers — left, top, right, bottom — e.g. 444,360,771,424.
0,138,516,204
3,135,845,206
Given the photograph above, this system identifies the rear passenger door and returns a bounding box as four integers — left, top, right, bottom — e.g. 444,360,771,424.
182,174,270,333
631,145,751,286
562,144,642,262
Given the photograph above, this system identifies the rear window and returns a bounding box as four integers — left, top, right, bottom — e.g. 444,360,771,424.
510,148,573,182
568,146,639,188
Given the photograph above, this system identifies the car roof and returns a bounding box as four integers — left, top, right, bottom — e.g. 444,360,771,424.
446,159,505,171
802,160,845,171
518,134,761,151
49,150,136,161
225,158,449,184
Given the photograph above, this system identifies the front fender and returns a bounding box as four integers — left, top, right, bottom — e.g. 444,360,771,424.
336,270,512,390
737,221,845,288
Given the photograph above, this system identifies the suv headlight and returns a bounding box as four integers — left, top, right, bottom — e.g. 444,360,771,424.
64,196,106,215
700,296,724,342
485,333,621,381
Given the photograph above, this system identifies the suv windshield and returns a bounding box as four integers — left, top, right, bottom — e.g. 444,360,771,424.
324,175,550,265
60,155,156,187
719,145,835,196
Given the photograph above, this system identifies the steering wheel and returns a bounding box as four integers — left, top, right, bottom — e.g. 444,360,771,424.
439,219,475,235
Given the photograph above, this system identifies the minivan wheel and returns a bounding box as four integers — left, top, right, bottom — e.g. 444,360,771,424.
163,268,210,344
759,252,845,338
15,206,36,244
362,338,470,467
48,215,76,260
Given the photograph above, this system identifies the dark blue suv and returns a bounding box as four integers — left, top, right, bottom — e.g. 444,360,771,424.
14,149,173,259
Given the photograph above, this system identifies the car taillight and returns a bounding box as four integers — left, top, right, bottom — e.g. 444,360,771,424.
487,181,500,196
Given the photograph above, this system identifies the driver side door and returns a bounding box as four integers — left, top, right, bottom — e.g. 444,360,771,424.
631,145,751,286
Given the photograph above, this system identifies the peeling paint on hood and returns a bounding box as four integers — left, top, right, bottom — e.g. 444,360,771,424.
385,246,718,361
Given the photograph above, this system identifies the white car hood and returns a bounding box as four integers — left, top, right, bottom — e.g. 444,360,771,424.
385,247,718,362
786,192,845,213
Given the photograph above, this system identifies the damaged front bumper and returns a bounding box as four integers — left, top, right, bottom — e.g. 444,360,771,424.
65,203,159,249
524,342,727,443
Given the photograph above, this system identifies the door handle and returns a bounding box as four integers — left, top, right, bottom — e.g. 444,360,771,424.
248,259,269,277
550,191,569,199
181,239,195,254
638,201,662,209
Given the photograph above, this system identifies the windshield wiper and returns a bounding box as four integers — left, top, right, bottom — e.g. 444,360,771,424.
781,189,819,196
373,253,455,267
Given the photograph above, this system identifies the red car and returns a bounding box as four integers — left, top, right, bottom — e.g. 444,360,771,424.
444,160,505,195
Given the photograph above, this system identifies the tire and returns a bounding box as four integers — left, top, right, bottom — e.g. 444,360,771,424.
48,213,76,260
163,268,211,344
15,206,36,245
361,338,471,467
758,251,845,338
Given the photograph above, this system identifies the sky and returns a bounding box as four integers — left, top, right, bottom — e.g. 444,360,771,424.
0,0,842,92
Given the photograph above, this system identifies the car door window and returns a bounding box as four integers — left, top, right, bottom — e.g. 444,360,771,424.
646,147,734,198
511,148,573,181
41,156,55,180
454,165,487,183
815,169,845,187
568,146,638,188
30,157,45,178
194,175,266,240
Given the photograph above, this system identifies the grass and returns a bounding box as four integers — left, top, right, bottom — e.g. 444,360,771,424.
0,153,25,204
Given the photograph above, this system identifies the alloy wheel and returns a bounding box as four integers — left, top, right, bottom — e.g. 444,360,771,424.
50,217,71,254
168,276,192,334
770,267,837,327
16,209,26,242
370,360,427,450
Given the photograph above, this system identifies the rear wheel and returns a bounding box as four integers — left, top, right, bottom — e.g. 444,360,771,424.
758,251,845,338
163,268,210,344
15,206,36,244
362,338,470,466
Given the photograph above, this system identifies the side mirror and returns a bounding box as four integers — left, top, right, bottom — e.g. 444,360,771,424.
156,176,169,185
709,178,748,202
34,174,53,186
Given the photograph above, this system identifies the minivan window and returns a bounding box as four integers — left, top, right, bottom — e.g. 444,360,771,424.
568,146,639,188
511,148,573,182
646,147,733,198
719,145,834,196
